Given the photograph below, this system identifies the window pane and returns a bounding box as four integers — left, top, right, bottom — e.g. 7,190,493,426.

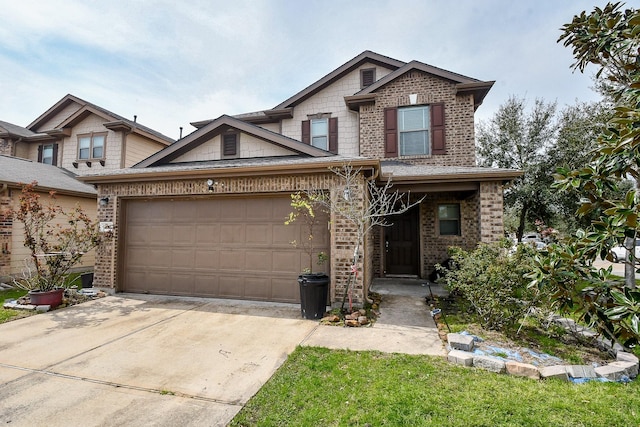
400,131,428,155
42,145,53,164
439,204,460,220
312,136,328,150
440,220,459,235
78,137,90,159
399,107,429,131
311,119,328,137
92,135,105,158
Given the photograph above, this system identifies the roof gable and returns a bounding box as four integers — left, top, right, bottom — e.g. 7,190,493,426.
272,50,405,110
135,115,332,168
27,94,174,146
351,61,494,110
0,120,36,138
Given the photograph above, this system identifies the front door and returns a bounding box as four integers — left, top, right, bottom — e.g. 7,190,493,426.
385,206,420,276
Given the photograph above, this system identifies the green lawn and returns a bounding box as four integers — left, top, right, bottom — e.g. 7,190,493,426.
0,288,31,323
231,347,640,427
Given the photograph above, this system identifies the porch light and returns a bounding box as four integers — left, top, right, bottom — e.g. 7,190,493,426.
99,197,109,207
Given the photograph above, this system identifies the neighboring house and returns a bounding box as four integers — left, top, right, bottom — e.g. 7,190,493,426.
0,94,174,174
82,51,520,306
0,155,97,279
0,95,174,280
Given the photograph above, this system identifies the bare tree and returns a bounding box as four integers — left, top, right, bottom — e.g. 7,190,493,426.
306,163,423,311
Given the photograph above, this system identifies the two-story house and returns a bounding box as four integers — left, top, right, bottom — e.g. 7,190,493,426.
82,51,520,306
0,95,174,279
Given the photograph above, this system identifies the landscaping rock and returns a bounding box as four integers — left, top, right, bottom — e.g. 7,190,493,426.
345,319,360,327
505,361,540,380
447,333,475,352
540,365,569,381
566,365,597,379
35,305,51,312
617,351,639,364
448,349,474,367
595,361,636,381
321,315,340,323
473,355,506,373
358,316,369,326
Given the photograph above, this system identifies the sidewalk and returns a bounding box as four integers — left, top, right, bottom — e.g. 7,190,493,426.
301,279,446,356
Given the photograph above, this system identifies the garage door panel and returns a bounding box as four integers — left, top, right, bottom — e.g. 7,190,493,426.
122,196,330,303
220,224,245,244
245,224,271,244
245,251,272,271
218,276,243,298
195,250,219,269
172,225,195,245
195,224,220,244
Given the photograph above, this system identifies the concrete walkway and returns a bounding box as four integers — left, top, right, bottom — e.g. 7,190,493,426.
302,278,446,356
0,282,444,426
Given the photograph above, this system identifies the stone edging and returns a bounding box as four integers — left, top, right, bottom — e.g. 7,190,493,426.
447,332,639,382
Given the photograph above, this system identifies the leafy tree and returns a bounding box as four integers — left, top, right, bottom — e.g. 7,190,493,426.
476,96,557,240
529,2,640,347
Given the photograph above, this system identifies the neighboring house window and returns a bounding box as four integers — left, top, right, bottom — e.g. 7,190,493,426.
301,117,338,154
384,103,446,158
360,68,376,88
438,204,461,236
78,133,106,160
37,143,58,166
222,133,238,157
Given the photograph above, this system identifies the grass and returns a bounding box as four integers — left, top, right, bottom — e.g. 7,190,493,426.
231,346,640,426
0,288,31,323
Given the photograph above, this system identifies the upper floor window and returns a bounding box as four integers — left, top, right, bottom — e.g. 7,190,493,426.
398,106,430,156
78,133,106,160
222,133,238,158
438,203,461,236
311,118,328,150
301,116,338,154
384,103,445,158
38,143,57,166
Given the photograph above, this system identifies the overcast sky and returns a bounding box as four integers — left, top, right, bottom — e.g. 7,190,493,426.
0,0,611,140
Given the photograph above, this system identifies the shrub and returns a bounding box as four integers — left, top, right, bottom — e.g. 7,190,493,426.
442,240,548,332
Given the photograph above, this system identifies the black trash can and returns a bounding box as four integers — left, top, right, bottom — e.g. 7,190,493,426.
298,273,329,320
80,272,94,288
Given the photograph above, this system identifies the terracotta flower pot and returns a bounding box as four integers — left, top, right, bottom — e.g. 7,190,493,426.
28,288,64,308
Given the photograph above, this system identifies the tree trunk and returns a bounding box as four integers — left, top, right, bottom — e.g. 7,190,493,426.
516,202,529,242
624,235,637,289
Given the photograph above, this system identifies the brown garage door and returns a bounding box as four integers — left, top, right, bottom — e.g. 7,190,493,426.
121,195,330,303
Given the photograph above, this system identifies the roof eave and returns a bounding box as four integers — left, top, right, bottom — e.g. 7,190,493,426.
80,158,380,184
381,170,523,184
456,81,495,110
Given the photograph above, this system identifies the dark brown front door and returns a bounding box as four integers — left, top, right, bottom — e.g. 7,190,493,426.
385,206,420,276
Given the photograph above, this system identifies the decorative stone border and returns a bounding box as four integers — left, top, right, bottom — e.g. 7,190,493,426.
447,332,639,382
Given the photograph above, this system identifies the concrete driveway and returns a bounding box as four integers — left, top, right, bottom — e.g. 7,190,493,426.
0,295,317,427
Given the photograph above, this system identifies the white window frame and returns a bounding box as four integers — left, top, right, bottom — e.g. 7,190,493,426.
311,118,328,150
77,133,106,160
398,106,430,156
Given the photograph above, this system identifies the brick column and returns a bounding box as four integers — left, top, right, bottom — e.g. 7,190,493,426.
479,181,504,243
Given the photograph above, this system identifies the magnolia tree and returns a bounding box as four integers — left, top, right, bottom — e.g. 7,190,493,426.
529,3,640,347
7,183,105,292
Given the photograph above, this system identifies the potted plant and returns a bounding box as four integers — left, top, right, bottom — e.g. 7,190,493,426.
285,192,330,319
6,183,105,308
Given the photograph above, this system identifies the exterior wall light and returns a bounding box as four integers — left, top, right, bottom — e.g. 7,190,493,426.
99,197,109,207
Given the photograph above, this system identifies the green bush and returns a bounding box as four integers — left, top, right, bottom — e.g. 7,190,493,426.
441,240,547,332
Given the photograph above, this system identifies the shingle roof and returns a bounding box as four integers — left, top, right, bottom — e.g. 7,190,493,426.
380,161,521,182
0,120,37,138
0,155,96,197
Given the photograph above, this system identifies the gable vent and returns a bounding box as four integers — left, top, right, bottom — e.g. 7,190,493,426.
361,68,376,88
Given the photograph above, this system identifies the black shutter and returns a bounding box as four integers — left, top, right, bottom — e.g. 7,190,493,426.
37,144,43,163
328,117,338,154
223,134,237,156
52,143,59,166
301,120,310,145
431,103,446,155
384,108,398,158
